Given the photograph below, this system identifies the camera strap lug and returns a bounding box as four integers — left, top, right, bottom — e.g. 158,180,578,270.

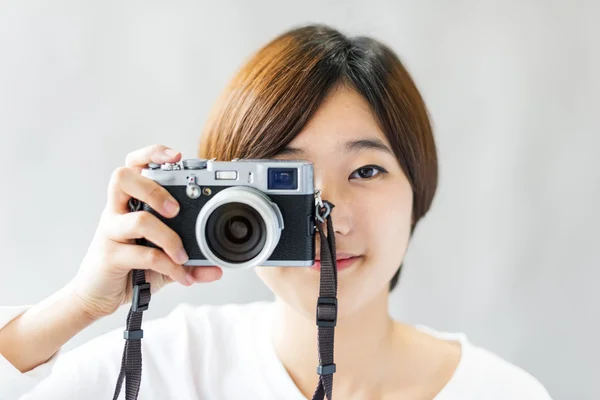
315,189,331,222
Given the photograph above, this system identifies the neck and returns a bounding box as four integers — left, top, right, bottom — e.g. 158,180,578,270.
271,287,401,397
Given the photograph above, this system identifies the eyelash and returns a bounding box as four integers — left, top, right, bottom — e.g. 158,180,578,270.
349,165,388,180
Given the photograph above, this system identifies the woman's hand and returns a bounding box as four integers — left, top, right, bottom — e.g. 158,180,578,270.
71,144,223,320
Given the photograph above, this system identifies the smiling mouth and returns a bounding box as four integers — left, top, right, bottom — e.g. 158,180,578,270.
310,255,361,271
314,251,360,261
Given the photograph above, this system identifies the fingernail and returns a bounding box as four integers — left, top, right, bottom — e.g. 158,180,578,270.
164,149,179,158
177,248,189,264
163,199,180,216
186,272,195,285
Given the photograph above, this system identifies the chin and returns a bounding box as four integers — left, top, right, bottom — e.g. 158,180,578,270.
256,258,394,321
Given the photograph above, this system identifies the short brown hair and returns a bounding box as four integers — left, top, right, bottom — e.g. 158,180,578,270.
199,24,438,291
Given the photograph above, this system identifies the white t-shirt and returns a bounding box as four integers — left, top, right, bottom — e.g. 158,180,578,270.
0,301,552,399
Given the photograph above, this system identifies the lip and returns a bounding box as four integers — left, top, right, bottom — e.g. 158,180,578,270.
314,252,359,261
310,255,361,272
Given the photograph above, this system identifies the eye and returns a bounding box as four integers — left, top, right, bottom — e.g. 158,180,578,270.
349,165,388,180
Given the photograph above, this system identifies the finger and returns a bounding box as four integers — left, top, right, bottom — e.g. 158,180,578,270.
106,211,189,266
111,244,191,286
188,266,223,283
107,167,180,217
125,144,182,171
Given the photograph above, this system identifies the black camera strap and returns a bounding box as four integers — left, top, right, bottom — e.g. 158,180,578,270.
312,200,338,400
111,268,149,400
112,199,338,400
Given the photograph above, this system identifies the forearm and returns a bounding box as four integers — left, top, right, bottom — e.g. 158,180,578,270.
0,283,98,373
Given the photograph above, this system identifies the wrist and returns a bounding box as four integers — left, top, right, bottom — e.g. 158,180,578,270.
0,282,100,373
63,280,111,323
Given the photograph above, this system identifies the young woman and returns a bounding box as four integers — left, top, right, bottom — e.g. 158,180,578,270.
0,24,552,399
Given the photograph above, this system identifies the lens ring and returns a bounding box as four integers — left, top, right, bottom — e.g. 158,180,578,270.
196,186,283,269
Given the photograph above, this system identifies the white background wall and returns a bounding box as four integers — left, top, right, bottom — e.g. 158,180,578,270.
1,1,598,399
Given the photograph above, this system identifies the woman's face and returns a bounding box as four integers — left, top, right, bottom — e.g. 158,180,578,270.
255,85,414,318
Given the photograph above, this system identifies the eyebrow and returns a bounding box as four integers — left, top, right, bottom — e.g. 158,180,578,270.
277,138,394,157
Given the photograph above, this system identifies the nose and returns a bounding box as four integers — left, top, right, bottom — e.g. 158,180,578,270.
315,176,353,236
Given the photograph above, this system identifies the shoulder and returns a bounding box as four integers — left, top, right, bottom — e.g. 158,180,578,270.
464,345,552,399
139,300,273,351
55,301,272,374
22,302,273,398
154,300,272,333
413,325,553,400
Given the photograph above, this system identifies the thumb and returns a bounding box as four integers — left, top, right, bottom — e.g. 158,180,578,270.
146,270,176,294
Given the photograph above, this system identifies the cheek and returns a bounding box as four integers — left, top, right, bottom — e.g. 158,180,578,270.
355,182,413,264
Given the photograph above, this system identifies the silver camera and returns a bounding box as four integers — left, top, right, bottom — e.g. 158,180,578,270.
139,158,317,269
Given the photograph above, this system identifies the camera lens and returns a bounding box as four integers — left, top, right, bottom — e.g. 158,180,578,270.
205,202,267,263
225,217,250,243
196,186,284,269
